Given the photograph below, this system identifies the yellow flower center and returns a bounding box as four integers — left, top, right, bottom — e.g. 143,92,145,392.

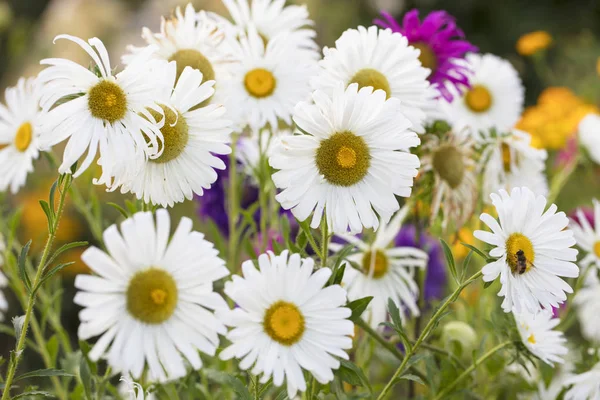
315,131,370,186
263,301,305,345
527,334,536,344
148,105,189,164
465,84,493,113
14,122,33,152
244,68,276,98
594,241,600,258
88,80,127,123
412,42,438,72
169,49,215,83
361,250,388,279
349,68,391,98
505,233,535,274
126,268,178,324
432,144,466,189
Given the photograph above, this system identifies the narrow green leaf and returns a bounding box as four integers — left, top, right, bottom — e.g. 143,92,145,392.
440,239,458,284
46,335,59,366
13,391,54,399
49,181,58,211
398,374,425,386
205,369,252,400
387,299,412,352
79,356,93,400
35,262,75,293
347,296,373,322
460,242,494,263
18,240,32,291
39,200,54,232
483,281,493,289
16,368,75,381
44,241,88,271
337,359,372,393
331,262,346,286
107,202,130,219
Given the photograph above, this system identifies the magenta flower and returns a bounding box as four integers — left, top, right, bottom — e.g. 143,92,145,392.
375,9,478,101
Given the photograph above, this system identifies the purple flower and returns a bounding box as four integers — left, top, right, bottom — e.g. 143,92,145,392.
394,224,447,303
375,9,478,102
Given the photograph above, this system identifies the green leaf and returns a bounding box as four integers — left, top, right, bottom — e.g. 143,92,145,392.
18,240,32,292
46,335,59,366
35,263,75,293
79,355,93,400
39,200,54,232
204,369,252,400
337,359,372,393
16,368,75,381
387,299,412,352
397,374,425,386
49,180,58,210
347,296,373,322
483,281,493,289
107,202,129,219
405,353,428,370
460,242,494,263
13,391,54,399
331,262,346,286
440,239,458,284
44,241,88,271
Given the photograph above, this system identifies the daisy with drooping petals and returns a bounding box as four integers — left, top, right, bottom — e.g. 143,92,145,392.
311,25,433,133
74,210,229,382
270,83,421,235
474,187,579,314
37,35,167,185
330,206,429,328
481,130,549,201
513,309,567,366
217,26,316,130
569,199,600,271
0,78,44,193
419,131,477,230
578,113,600,165
119,377,155,400
442,53,524,135
110,63,232,207
574,273,600,343
219,250,354,399
375,9,478,102
564,363,600,400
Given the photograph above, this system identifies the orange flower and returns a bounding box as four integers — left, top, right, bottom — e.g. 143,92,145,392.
516,31,552,56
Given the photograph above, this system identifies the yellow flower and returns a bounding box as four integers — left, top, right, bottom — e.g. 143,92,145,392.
516,31,552,56
452,227,475,260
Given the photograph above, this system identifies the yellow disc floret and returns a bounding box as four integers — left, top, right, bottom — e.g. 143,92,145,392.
14,122,33,152
127,268,178,324
88,80,127,123
263,301,305,345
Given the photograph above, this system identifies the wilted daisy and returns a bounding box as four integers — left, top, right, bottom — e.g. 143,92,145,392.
0,77,43,193
219,251,353,399
574,273,600,342
110,63,232,207
564,362,600,400
375,9,478,101
330,206,429,328
578,113,600,165
119,377,154,400
420,131,477,230
37,35,167,184
570,199,600,271
442,53,524,135
270,83,421,234
474,187,579,313
312,25,433,133
123,4,236,87
74,209,229,382
481,130,548,201
513,309,567,366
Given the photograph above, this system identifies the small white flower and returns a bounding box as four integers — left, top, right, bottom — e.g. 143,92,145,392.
569,199,600,271
270,83,421,235
578,113,600,165
330,206,428,328
219,251,354,399
74,210,229,382
574,273,600,343
564,362,600,400
513,308,567,366
474,187,579,313
119,376,154,400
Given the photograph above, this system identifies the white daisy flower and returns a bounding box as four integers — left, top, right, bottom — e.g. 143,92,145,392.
219,250,354,399
216,25,316,130
330,206,428,328
212,0,318,59
0,77,43,193
442,53,524,135
578,113,600,165
119,377,155,400
311,25,434,133
564,362,600,400
37,35,167,185
513,308,567,366
481,130,549,201
569,199,600,271
123,4,236,88
110,63,232,207
474,187,579,313
270,83,421,235
574,273,600,343
74,209,229,382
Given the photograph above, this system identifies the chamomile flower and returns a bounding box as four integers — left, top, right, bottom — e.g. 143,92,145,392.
331,206,429,328
513,309,567,366
311,25,433,133
0,77,44,193
474,187,579,314
420,131,477,230
442,53,524,135
219,251,354,399
573,273,600,343
569,199,600,271
74,210,229,382
123,4,236,87
270,83,421,235
578,113,600,165
37,35,167,184
217,26,316,130
481,130,549,201
110,63,232,207
564,362,600,400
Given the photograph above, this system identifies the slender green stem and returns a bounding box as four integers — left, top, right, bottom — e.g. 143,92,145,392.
548,153,580,205
228,137,240,271
1,174,71,400
320,218,329,267
376,270,483,400
432,341,512,400
258,132,269,253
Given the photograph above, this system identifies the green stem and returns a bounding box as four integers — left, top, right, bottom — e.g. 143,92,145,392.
228,136,239,270
376,270,483,400
1,174,71,400
320,218,329,267
432,341,512,400
547,153,580,205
